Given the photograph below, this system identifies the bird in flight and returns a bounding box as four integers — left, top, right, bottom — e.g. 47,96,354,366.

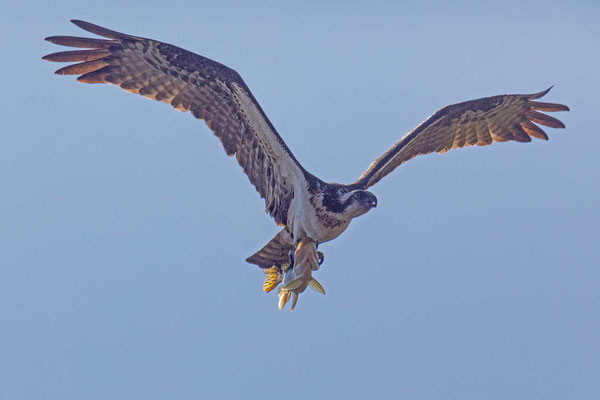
44,20,569,310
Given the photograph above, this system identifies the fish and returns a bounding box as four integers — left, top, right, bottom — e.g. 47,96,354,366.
261,239,326,310
277,239,325,311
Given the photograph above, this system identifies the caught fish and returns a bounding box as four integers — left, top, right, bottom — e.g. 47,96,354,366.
260,239,325,310
277,239,325,311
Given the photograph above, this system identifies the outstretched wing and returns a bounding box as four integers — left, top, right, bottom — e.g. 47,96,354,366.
352,88,569,189
43,20,307,225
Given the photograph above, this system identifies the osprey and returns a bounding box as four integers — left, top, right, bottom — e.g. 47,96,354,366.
44,20,569,309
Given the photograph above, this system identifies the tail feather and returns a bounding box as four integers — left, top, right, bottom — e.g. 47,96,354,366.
246,229,294,269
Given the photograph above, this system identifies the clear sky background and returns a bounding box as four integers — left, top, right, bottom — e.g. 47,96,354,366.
1,1,599,399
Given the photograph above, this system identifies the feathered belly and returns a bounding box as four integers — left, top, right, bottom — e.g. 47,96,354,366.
293,206,350,243
289,184,351,244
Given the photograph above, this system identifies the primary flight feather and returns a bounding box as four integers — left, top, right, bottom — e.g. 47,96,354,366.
44,20,569,310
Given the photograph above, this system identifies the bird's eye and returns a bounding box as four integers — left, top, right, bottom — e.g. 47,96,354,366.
353,192,361,200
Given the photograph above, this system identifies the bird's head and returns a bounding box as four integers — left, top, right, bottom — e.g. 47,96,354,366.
321,185,378,220
343,189,378,218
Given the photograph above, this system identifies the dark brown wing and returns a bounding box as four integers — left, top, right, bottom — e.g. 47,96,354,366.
353,88,569,189
43,20,307,225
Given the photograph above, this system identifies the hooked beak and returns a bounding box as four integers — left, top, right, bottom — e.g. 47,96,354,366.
369,195,377,208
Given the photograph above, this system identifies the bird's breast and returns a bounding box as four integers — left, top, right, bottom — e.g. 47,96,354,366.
290,188,351,244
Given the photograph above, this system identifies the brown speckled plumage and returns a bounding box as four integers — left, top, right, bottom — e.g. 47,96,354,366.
44,20,569,278
44,20,307,226
353,88,568,189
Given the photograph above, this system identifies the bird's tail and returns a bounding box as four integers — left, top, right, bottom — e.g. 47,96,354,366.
245,229,295,269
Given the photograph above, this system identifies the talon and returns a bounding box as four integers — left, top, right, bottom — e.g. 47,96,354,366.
317,251,324,266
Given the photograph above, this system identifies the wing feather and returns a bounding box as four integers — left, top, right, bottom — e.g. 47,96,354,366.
44,20,308,225
353,88,568,188
520,120,549,140
526,110,565,128
42,49,111,62
45,35,118,49
54,59,110,75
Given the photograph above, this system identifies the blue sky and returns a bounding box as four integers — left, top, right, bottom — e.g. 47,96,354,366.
1,1,599,399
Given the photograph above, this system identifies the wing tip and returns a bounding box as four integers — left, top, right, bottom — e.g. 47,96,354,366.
44,36,61,44
70,19,132,40
70,19,93,29
70,19,100,33
528,85,552,99
526,85,569,128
